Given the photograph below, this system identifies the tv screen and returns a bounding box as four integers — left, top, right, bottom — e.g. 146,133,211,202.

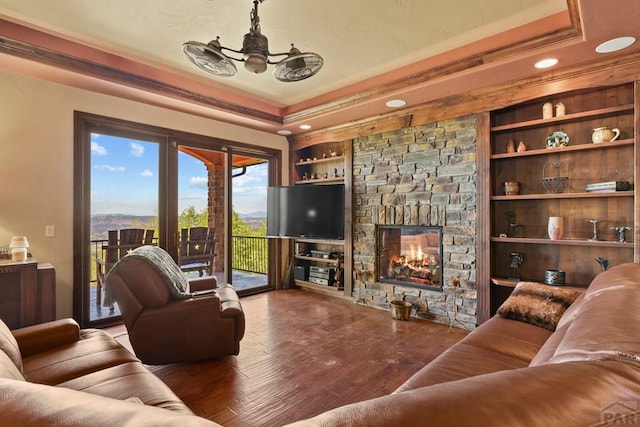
267,184,345,239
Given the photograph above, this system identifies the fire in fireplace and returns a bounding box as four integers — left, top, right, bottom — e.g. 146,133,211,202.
376,225,443,291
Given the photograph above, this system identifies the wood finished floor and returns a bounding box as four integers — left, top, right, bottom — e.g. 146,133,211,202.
106,289,468,427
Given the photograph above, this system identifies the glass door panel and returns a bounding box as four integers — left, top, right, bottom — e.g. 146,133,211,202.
89,134,159,322
231,156,269,292
177,147,227,285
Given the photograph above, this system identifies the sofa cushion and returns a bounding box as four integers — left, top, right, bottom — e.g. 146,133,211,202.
21,329,139,385
0,378,220,427
57,361,194,414
497,282,581,331
395,316,551,393
394,342,530,393
0,318,22,372
459,316,552,361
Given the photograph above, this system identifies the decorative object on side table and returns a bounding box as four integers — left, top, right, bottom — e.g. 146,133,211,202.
611,226,632,243
542,160,569,193
545,131,569,148
545,269,566,286
594,257,609,271
548,216,564,240
509,252,524,280
586,219,602,241
592,127,620,143
9,236,29,262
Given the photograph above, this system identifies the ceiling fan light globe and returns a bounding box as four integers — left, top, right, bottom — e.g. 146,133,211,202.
244,54,268,73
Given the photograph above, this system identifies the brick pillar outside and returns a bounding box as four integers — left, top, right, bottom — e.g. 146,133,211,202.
207,153,225,272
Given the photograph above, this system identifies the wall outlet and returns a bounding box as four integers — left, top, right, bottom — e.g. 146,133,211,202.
45,225,55,237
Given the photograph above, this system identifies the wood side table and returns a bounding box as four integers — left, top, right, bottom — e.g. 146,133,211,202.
0,259,56,329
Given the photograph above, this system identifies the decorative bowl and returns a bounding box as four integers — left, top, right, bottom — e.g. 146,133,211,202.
545,131,569,149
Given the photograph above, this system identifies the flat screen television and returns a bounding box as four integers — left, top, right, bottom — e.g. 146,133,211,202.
267,184,345,239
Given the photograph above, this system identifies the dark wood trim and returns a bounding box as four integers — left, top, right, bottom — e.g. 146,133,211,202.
476,112,491,324
0,33,282,125
635,81,640,263
292,51,640,146
342,139,354,297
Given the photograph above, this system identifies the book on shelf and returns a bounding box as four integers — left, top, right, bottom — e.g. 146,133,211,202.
585,181,631,192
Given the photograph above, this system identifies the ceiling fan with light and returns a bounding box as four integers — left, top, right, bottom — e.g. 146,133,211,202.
182,0,323,82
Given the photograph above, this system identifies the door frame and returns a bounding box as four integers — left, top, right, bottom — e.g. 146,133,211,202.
73,111,282,328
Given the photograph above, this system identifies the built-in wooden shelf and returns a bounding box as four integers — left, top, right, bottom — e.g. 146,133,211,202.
294,177,344,185
490,105,634,132
294,255,340,265
295,155,345,166
490,236,633,248
490,276,588,290
491,191,633,200
294,279,345,296
491,139,633,159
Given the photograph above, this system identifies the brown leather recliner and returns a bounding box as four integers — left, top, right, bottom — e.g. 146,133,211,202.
104,245,245,365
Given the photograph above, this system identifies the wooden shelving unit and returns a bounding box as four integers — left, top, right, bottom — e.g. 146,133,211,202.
483,83,638,318
289,140,353,297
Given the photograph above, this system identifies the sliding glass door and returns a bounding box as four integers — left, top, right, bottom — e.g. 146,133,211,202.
74,112,282,328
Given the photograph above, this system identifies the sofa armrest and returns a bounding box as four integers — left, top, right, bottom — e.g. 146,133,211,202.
12,319,80,357
188,276,217,292
0,378,220,427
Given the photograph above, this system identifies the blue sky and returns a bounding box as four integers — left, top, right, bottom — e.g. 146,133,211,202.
90,133,268,216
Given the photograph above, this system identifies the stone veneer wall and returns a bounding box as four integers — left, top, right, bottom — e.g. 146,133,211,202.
352,115,478,329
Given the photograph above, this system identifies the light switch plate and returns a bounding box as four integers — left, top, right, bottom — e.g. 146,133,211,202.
45,225,55,237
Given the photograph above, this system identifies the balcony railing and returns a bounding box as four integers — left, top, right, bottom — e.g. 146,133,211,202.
90,235,268,282
232,235,268,275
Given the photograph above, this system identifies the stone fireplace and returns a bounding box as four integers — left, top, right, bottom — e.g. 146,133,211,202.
377,225,442,291
352,115,478,329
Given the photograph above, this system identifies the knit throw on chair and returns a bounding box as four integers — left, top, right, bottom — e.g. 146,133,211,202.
103,245,191,308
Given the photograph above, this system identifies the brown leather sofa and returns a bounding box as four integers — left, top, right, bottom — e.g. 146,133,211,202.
286,262,640,426
105,245,245,364
0,317,218,426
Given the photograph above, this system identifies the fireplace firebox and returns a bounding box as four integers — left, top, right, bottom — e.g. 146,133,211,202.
376,225,443,291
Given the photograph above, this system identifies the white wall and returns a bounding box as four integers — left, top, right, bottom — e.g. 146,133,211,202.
0,69,288,319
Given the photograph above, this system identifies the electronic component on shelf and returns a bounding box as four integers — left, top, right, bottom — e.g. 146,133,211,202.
309,265,335,286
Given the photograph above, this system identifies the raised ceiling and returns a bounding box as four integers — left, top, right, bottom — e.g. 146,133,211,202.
0,0,639,135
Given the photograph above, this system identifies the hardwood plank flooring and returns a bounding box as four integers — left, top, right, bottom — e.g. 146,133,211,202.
106,289,468,426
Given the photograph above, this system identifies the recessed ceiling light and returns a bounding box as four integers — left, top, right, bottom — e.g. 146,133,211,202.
277,129,292,136
386,99,407,108
596,36,637,53
299,124,311,130
534,58,558,69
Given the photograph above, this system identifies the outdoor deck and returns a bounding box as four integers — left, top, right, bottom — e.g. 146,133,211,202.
90,270,268,321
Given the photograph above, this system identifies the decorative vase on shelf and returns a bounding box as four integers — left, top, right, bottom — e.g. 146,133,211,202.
555,102,566,117
542,102,553,119
548,217,564,240
592,127,620,143
517,141,527,152
506,138,516,153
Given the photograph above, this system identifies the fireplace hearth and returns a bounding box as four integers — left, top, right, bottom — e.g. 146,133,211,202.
376,225,443,291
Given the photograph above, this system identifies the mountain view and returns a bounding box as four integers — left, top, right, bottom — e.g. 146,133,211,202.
91,212,266,240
